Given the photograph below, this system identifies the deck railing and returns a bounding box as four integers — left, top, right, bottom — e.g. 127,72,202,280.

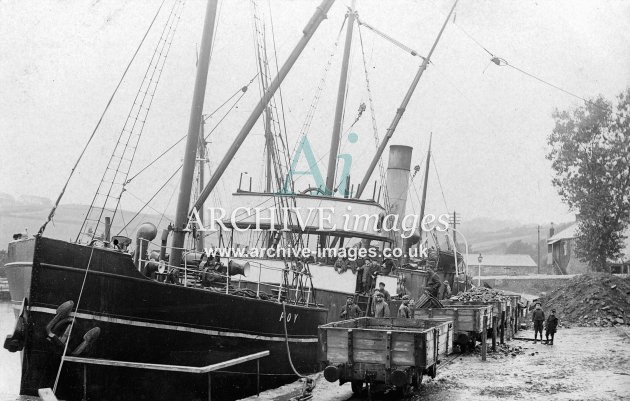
137,238,313,304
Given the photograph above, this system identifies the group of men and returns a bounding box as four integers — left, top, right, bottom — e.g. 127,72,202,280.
340,281,426,320
531,302,559,344
340,282,406,319
340,263,455,320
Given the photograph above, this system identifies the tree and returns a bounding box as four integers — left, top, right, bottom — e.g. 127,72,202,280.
505,240,534,255
0,249,7,277
547,88,630,272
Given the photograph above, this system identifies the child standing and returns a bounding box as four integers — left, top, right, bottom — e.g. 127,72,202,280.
532,302,545,343
545,309,559,345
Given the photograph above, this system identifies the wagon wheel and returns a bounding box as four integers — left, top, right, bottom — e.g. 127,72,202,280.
401,383,413,398
412,373,422,389
350,380,363,395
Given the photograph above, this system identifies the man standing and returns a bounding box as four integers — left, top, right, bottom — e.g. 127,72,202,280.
378,282,391,302
366,257,381,292
373,293,390,317
545,309,559,345
425,267,441,298
438,280,452,300
334,255,349,274
532,302,545,343
340,296,362,320
355,261,365,293
398,295,412,318
361,258,372,293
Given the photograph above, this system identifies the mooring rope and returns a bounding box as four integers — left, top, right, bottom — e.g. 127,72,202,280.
52,247,96,393
281,302,306,378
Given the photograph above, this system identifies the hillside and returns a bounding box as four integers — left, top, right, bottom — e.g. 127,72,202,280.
458,218,574,256
0,193,574,258
0,193,168,247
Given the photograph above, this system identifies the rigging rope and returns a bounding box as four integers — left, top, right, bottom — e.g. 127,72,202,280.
267,0,293,179
431,154,449,212
37,0,167,236
117,71,257,237
290,15,347,159
116,165,182,236
357,22,390,210
77,0,185,243
126,75,257,184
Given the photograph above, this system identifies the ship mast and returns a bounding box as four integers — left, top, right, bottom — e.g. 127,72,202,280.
170,0,219,266
325,0,356,195
190,0,336,215
356,0,457,199
417,132,432,247
196,121,207,252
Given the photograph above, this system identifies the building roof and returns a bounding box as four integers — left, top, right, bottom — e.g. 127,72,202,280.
464,254,537,267
547,222,630,262
547,223,579,245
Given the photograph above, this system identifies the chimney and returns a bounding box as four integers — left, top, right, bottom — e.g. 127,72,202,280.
549,222,555,237
386,145,413,252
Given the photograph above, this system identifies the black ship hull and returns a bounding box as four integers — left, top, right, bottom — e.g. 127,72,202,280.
5,237,328,400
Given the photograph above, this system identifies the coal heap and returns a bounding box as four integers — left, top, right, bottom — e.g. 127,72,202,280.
449,286,509,303
539,273,630,327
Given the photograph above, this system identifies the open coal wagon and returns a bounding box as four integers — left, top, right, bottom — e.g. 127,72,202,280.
412,304,493,351
318,317,453,397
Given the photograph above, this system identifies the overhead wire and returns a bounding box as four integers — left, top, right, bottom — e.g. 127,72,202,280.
426,0,606,111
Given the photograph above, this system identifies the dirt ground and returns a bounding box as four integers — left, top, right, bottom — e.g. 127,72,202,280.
242,327,630,401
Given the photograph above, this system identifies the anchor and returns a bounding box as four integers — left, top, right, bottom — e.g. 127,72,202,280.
4,298,29,352
44,301,101,356
45,300,75,349
71,327,101,356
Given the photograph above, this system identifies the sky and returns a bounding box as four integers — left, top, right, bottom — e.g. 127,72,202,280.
1,0,629,228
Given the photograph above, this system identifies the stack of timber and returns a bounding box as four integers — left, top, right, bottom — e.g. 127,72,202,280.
318,317,453,396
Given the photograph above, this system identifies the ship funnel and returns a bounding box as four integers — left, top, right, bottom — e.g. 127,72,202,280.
386,145,413,255
135,223,158,270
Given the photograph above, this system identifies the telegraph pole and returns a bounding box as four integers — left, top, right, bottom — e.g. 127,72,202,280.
450,211,461,248
536,224,540,274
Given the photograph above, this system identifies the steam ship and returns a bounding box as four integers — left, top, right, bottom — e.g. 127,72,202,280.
3,0,463,400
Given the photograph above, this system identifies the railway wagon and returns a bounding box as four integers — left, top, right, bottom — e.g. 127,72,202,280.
505,294,522,335
412,304,493,349
318,317,453,396
444,299,506,336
